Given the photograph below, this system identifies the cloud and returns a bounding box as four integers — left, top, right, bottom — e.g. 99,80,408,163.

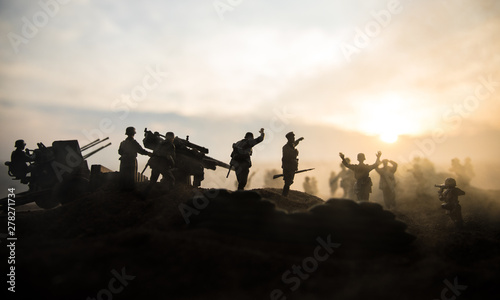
1,0,500,178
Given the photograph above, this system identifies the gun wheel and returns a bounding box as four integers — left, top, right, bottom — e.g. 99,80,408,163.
35,193,60,209
52,177,90,205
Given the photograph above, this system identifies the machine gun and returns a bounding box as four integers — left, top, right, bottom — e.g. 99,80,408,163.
143,128,208,153
1,138,112,210
142,129,229,186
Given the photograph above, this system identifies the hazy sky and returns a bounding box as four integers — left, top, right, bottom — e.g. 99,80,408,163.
1,0,500,192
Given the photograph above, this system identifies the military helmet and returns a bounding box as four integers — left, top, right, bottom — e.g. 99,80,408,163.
357,153,366,161
245,132,254,139
165,132,175,139
125,127,136,135
15,139,26,148
444,177,457,187
285,131,295,139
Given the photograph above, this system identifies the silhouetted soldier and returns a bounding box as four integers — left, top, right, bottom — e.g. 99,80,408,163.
376,159,398,208
281,132,304,197
464,157,475,182
174,137,205,187
8,139,34,184
230,128,265,190
436,177,465,228
303,176,312,194
303,176,318,195
335,159,355,199
144,132,176,197
339,151,381,201
450,157,474,187
118,127,152,190
329,171,339,197
407,158,428,197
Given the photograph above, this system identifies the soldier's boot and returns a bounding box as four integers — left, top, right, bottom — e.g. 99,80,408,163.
237,179,247,190
282,185,290,197
141,171,160,200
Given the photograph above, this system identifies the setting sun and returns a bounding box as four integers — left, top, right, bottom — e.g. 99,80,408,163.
346,94,427,144
380,132,399,143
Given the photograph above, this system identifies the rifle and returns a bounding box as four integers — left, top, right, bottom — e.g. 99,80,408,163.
141,162,149,175
226,164,232,178
273,168,314,179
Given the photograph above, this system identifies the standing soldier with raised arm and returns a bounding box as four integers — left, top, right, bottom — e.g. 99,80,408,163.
230,128,265,190
339,151,381,202
376,159,398,208
281,132,304,197
118,127,152,191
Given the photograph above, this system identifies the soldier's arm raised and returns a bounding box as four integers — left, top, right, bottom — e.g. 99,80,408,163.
339,153,354,169
252,128,265,145
391,160,398,172
294,137,304,147
371,151,382,168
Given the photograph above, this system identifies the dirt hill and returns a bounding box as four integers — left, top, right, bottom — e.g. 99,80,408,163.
1,184,499,299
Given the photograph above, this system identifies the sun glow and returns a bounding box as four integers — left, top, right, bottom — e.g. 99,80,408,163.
380,132,399,143
354,94,424,144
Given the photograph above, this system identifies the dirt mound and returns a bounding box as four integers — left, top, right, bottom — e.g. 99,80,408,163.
183,189,415,254
254,188,324,212
4,185,499,300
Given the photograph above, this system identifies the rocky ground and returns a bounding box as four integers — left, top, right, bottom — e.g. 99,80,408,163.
1,182,499,299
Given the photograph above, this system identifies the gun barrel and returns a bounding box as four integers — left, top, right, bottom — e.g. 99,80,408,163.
81,138,100,151
272,168,315,180
81,137,110,151
187,142,209,154
202,156,230,170
82,142,112,159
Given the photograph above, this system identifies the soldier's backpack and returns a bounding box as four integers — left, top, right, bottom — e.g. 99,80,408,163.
230,139,251,162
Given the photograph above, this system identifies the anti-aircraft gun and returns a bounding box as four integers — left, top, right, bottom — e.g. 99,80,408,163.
142,128,230,186
1,138,112,210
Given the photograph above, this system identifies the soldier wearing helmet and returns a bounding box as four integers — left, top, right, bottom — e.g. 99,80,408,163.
436,177,465,228
281,131,304,197
339,151,382,201
8,139,34,184
144,131,176,196
230,128,265,190
376,159,398,209
118,127,152,190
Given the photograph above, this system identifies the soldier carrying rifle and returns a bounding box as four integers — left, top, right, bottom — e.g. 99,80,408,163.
435,177,465,229
281,132,304,197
